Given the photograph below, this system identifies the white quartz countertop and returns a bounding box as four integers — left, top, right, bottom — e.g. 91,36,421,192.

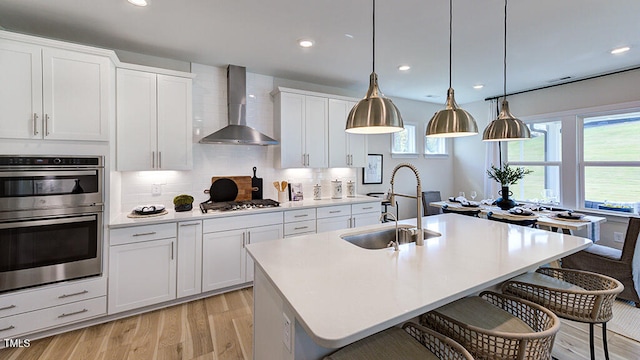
109,195,380,228
246,213,593,348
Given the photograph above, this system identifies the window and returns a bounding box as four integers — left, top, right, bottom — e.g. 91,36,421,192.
391,124,417,156
425,137,448,156
505,108,640,215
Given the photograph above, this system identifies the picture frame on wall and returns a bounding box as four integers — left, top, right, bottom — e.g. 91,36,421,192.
363,154,383,184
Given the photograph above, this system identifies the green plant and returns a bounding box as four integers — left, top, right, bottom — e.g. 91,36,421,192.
487,163,532,186
173,194,194,206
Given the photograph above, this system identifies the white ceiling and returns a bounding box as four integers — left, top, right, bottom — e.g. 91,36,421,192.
1,0,639,104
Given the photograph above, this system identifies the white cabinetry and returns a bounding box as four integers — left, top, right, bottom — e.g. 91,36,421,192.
202,212,283,291
284,208,317,237
0,277,106,338
274,89,328,168
316,205,352,233
116,67,192,171
351,202,381,228
0,38,110,141
108,223,177,314
177,221,202,298
328,99,367,168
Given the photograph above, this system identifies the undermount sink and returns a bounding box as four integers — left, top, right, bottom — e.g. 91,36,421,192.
340,225,441,250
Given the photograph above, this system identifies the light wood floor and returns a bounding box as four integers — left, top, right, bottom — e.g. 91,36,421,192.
2,288,640,359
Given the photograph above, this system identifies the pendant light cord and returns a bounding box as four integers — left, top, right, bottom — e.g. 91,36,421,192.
503,0,508,101
448,0,452,88
372,0,376,73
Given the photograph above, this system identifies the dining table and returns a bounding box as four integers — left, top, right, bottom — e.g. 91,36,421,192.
429,200,607,237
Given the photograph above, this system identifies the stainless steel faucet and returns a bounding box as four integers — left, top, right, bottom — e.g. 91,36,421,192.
379,212,399,251
389,163,424,246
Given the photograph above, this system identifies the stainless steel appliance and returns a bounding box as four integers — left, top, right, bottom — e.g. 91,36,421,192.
0,155,104,293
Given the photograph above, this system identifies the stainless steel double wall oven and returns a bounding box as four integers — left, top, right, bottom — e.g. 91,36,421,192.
0,155,104,293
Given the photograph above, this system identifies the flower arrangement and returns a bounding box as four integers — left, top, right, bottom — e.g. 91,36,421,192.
487,163,532,186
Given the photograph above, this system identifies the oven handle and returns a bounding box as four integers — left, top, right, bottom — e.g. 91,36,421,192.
0,214,97,229
0,170,98,177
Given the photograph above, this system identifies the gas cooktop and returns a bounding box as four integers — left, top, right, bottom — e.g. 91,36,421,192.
199,199,279,213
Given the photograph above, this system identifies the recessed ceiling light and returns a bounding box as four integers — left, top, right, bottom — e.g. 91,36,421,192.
473,84,484,89
248,94,256,99
611,46,630,55
127,0,148,6
344,34,354,39
298,39,314,48
398,65,411,71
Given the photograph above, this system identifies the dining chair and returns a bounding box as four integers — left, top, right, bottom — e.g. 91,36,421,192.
561,216,640,307
487,211,538,228
502,268,623,360
421,291,559,360
422,190,442,216
324,322,474,360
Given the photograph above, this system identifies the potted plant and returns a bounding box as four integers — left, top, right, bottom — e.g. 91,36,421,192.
487,163,532,209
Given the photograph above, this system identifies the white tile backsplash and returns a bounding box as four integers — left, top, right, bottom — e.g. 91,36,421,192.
118,63,356,212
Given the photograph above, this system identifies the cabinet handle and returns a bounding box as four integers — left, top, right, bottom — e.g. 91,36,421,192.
349,217,353,228
58,290,88,299
33,113,39,135
329,210,342,214
158,151,162,169
242,232,246,248
58,308,88,318
171,242,174,260
294,226,308,230
247,231,251,245
133,231,156,237
362,207,374,210
294,214,308,218
152,151,155,168
180,222,199,227
0,304,16,311
44,114,50,136
0,325,15,332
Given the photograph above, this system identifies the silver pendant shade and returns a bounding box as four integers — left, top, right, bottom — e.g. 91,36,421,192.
426,0,478,138
345,0,404,134
482,98,531,141
482,0,530,142
345,72,403,134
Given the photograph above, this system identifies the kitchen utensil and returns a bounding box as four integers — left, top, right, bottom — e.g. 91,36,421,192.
281,181,288,192
206,178,238,202
251,167,263,200
273,181,280,192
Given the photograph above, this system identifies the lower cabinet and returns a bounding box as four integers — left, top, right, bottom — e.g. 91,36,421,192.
351,202,381,228
202,212,283,291
177,221,203,298
316,204,351,233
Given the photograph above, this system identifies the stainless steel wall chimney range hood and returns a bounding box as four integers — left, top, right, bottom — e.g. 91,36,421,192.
199,65,278,145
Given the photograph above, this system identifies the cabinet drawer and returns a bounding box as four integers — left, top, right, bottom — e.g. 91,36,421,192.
317,205,351,219
0,296,106,339
110,223,177,245
0,276,106,318
204,212,283,233
284,208,316,223
284,219,316,236
352,202,380,214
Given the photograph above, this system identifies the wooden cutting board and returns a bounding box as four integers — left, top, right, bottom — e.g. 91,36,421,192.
211,176,253,201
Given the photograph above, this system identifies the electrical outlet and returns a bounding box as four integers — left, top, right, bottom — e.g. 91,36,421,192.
283,313,291,352
151,184,161,195
613,232,624,243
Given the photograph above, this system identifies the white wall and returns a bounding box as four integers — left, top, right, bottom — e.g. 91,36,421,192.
452,68,640,247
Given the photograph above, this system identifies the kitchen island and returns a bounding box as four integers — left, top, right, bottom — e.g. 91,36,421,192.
246,213,593,360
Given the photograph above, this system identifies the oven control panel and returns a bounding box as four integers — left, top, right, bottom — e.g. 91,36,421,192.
0,156,101,166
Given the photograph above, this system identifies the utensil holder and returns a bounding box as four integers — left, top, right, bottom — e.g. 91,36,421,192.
278,191,288,203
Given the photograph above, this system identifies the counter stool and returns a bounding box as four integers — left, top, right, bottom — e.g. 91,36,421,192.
421,291,559,360
324,322,473,360
502,268,623,360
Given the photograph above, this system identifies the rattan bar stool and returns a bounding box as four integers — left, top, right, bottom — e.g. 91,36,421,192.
420,291,559,360
502,268,623,360
324,322,474,360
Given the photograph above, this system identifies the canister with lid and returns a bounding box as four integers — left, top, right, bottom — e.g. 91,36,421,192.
330,180,342,199
346,181,356,197
313,184,322,200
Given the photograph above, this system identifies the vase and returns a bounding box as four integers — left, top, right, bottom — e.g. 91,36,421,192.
496,186,517,210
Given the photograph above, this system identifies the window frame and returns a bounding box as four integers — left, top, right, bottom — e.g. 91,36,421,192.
423,123,450,158
390,123,418,158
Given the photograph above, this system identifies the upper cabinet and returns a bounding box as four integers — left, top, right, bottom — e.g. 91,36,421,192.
116,68,192,171
274,90,328,168
328,99,367,168
0,38,111,141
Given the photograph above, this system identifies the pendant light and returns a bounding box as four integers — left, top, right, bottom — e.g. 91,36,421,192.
482,0,531,141
426,0,478,138
345,0,404,134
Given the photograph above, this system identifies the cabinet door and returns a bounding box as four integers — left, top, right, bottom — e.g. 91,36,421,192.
108,238,176,314
245,224,283,282
279,92,305,168
351,212,381,228
177,221,202,298
42,47,110,141
0,39,43,139
304,95,328,168
116,68,157,171
346,99,367,167
328,99,349,167
317,216,352,233
202,229,245,292
157,75,192,170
